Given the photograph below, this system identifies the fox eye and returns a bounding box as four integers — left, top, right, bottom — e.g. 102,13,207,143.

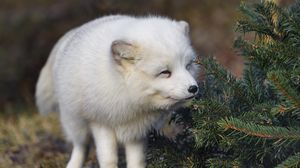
158,70,171,78
186,62,193,70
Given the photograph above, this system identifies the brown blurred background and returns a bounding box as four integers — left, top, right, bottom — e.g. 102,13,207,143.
0,0,266,111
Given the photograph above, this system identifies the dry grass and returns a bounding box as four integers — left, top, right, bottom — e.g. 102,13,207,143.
0,109,71,168
0,109,126,168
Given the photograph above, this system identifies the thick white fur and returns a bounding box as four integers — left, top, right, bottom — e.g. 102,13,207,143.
36,15,199,168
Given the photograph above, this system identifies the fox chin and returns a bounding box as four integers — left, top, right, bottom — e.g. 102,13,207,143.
35,15,199,168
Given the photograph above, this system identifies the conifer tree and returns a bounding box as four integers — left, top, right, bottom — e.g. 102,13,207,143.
148,1,300,167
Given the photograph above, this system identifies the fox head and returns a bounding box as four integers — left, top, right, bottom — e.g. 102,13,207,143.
111,19,199,109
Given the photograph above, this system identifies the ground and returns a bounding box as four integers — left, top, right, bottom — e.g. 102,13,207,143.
0,108,100,168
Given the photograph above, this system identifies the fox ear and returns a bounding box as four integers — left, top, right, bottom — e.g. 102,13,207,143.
178,20,189,36
111,40,137,64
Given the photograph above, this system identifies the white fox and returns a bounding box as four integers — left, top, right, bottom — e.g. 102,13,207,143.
36,15,199,168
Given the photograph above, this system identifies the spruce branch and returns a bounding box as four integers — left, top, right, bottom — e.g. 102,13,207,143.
271,104,300,118
200,57,237,86
276,152,300,168
200,57,248,109
219,117,300,140
206,158,241,168
268,71,300,109
192,99,231,148
237,1,287,41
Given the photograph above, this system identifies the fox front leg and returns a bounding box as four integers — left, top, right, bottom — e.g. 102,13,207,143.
90,123,118,168
125,138,146,168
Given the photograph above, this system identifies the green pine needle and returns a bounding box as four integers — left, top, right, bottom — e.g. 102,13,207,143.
268,70,300,109
219,117,300,140
276,152,300,168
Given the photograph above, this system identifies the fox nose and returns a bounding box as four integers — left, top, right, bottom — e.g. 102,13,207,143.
188,85,198,94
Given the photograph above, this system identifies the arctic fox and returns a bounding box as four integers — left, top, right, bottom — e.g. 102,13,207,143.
36,15,199,168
